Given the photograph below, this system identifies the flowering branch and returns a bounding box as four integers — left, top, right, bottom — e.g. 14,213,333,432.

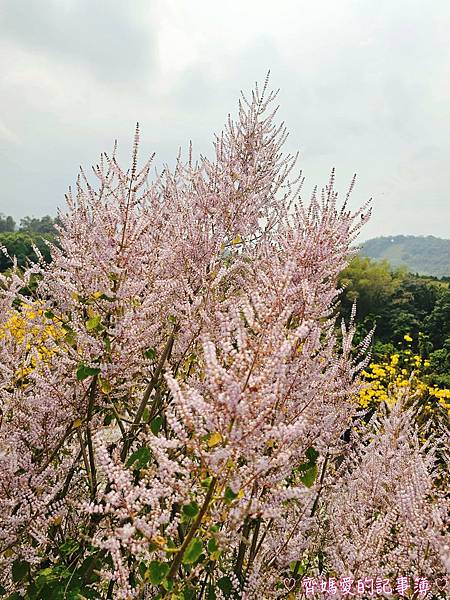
0,77,446,600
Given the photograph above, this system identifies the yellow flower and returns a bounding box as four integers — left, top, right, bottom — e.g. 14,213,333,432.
0,302,64,383
390,354,399,365
404,334,413,342
357,347,450,420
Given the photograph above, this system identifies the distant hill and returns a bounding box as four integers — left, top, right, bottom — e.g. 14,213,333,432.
360,235,450,277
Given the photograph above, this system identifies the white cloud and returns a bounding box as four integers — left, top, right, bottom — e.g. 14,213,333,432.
0,0,449,238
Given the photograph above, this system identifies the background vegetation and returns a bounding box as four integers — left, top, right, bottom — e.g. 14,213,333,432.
338,255,450,389
0,214,57,271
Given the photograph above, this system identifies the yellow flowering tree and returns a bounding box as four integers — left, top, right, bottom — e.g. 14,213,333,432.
359,334,450,418
0,301,64,382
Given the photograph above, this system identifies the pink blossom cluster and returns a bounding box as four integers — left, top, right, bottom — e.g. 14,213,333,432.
0,77,447,599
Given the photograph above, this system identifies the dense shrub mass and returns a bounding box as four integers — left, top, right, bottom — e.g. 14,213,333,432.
0,81,448,599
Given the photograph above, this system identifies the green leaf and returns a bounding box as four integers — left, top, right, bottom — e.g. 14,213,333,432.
207,587,217,600
93,292,114,302
182,501,200,519
305,447,319,463
144,347,156,360
289,560,306,575
64,330,76,346
182,538,203,564
35,567,59,584
126,446,151,470
86,315,101,331
150,415,163,435
207,538,218,554
183,587,196,600
162,578,173,591
224,486,238,503
148,561,169,586
59,539,80,556
166,538,177,550
99,377,112,394
44,310,55,319
138,561,147,580
299,447,319,472
76,364,100,381
64,590,86,600
79,554,103,584
201,476,212,489
217,576,232,596
12,559,28,583
300,464,318,488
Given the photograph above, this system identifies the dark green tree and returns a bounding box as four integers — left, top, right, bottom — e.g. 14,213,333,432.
0,231,53,271
0,214,16,232
19,215,57,235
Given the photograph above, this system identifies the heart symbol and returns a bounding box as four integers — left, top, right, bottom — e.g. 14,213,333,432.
434,577,447,590
283,577,296,591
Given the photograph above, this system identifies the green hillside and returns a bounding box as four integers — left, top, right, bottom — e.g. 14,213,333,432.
360,235,450,277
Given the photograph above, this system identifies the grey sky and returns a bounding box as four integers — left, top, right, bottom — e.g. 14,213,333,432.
0,0,449,241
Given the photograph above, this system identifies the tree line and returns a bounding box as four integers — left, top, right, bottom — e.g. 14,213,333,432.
0,214,58,270
338,255,450,388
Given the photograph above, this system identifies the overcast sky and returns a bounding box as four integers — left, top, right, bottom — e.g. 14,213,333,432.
0,0,449,240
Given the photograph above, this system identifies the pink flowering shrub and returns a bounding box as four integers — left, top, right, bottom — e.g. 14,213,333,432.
0,79,448,599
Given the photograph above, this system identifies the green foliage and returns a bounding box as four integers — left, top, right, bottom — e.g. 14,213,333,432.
217,576,233,596
339,257,450,377
11,559,28,584
148,561,169,586
3,546,102,600
150,415,163,434
339,256,406,323
429,343,450,388
0,215,59,272
85,315,103,332
182,501,200,518
19,215,58,235
223,486,238,503
0,231,54,272
144,347,156,360
76,363,101,381
126,446,152,470
182,538,203,564
298,447,319,488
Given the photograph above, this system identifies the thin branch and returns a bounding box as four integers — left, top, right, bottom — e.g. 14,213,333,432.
121,328,177,461
86,376,98,499
76,428,94,496
166,477,217,582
